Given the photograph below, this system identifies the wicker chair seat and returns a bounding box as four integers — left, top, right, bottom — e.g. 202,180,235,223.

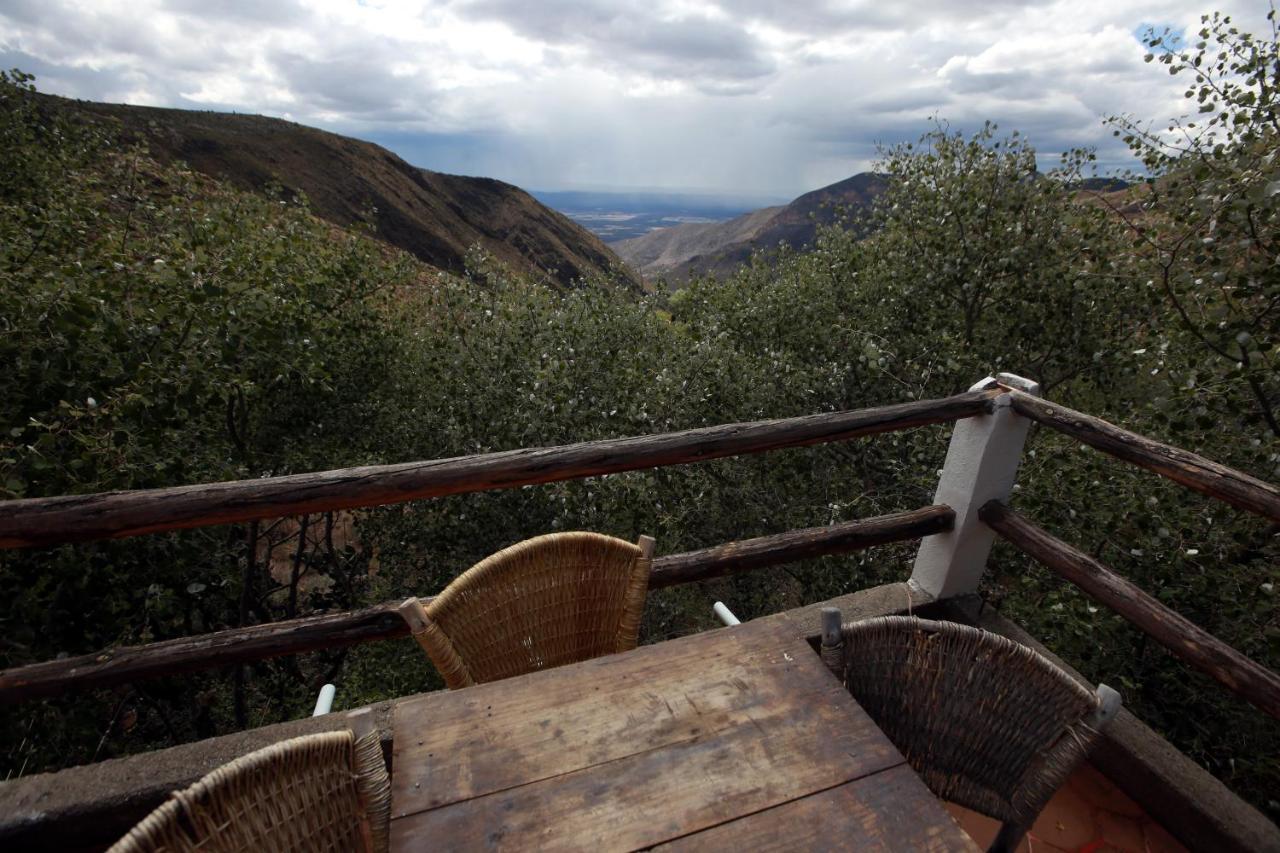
402,531,652,689
826,615,1119,852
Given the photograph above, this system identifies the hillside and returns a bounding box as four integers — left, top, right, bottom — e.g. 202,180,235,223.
610,205,783,274
51,96,639,290
612,173,888,284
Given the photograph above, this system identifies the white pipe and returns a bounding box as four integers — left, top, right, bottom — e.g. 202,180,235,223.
313,683,336,716
713,601,740,626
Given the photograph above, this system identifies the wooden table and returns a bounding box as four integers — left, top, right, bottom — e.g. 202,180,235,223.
390,617,976,851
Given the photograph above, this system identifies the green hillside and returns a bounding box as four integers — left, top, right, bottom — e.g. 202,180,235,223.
51,94,641,291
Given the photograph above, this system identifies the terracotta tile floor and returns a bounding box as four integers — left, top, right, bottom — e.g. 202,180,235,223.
945,762,1188,852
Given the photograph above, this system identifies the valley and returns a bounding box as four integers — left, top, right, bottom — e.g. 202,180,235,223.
531,189,777,241
609,173,888,284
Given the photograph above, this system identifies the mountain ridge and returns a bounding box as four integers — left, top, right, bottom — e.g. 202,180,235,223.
611,171,890,284
612,172,888,284
47,96,639,290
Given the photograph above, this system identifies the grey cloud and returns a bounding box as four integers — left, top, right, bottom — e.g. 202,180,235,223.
269,51,417,117
943,68,1051,100
0,48,135,103
454,0,775,87
718,0,1057,34
161,0,310,25
3,0,1208,196
2,0,237,74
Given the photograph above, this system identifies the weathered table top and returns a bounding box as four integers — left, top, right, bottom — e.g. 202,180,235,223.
390,617,976,851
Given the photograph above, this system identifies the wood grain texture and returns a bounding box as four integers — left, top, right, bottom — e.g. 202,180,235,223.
0,509,949,704
391,708,895,852
652,766,977,852
1006,389,1280,522
0,391,993,549
980,500,1280,720
391,621,849,814
390,620,922,851
0,600,419,705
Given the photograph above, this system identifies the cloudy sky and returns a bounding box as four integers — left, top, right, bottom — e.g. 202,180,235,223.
1,0,1270,198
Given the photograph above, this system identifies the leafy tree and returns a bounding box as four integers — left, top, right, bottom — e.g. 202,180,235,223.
1109,11,1280,438
859,123,1140,400
1,73,414,762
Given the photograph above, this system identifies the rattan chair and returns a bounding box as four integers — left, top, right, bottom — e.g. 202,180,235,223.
108,711,390,853
399,531,654,690
819,612,1121,853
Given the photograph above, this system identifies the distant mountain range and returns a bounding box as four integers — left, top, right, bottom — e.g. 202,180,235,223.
611,173,889,283
48,96,639,290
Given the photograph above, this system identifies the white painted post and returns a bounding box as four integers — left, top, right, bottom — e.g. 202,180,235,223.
712,601,741,626
909,372,1041,600
312,683,336,717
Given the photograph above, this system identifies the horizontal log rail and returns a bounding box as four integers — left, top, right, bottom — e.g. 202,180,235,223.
0,505,952,704
980,500,1280,720
0,391,994,550
1004,388,1280,522
649,504,952,587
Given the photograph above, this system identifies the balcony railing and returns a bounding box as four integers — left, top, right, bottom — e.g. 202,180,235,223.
0,374,1276,723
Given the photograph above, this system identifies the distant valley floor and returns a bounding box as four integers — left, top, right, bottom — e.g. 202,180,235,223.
532,189,777,242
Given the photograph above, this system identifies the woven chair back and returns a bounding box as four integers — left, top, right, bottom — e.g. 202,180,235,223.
108,729,391,853
414,531,651,689
835,616,1102,833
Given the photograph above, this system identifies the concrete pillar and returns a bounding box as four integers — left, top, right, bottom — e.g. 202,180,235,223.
909,373,1040,599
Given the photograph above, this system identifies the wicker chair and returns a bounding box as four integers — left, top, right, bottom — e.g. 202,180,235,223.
819,612,1121,853
399,531,654,690
108,711,390,853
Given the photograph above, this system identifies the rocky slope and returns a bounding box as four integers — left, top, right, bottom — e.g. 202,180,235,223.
612,173,888,284
611,206,783,276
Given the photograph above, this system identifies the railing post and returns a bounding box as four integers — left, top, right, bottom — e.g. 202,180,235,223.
820,607,844,676
909,373,1040,599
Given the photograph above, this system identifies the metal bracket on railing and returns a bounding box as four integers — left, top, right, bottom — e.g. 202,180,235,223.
1089,684,1123,728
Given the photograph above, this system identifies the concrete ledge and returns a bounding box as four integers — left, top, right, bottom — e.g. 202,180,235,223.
755,580,930,639
0,700,397,851
935,595,1280,853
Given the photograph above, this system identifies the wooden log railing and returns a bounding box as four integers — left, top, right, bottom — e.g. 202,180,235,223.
1004,389,1280,522
979,499,1280,721
0,506,953,704
0,391,995,549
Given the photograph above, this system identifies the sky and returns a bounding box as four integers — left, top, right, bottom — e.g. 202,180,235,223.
0,0,1271,199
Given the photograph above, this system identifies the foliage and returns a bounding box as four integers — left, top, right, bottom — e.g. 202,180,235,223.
1109,11,1280,438
671,115,1278,811
0,72,412,763
1,23,1279,821
860,124,1141,399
